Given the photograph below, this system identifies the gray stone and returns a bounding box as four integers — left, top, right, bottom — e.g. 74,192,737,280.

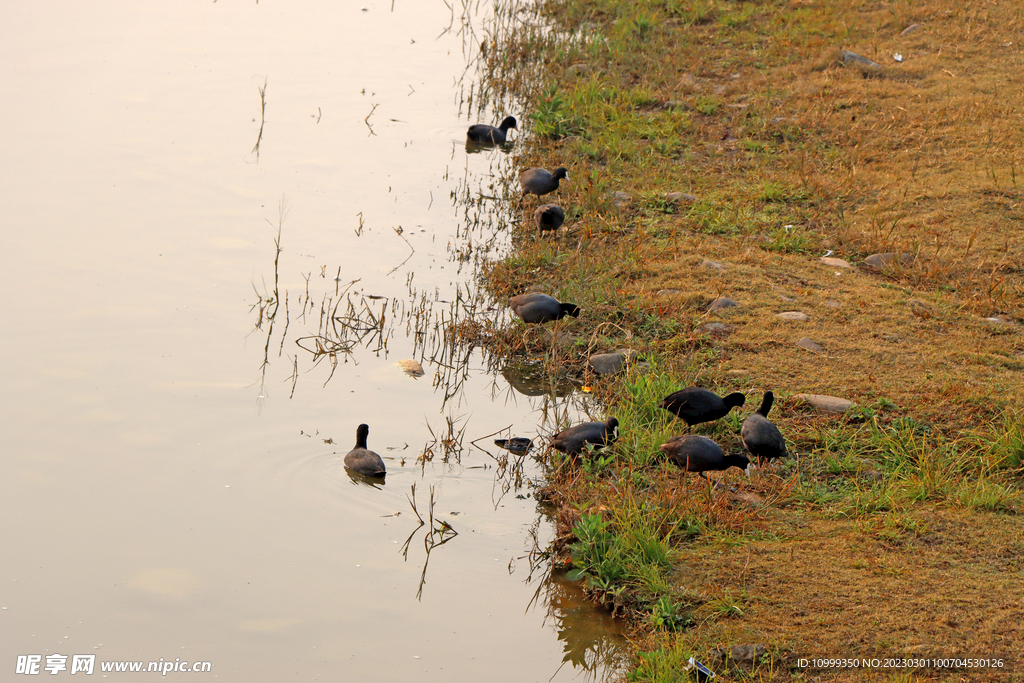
709,297,739,311
677,73,697,92
796,337,823,353
793,393,855,413
566,63,593,77
588,352,627,376
712,643,768,670
864,252,914,270
700,259,726,271
820,256,852,269
985,314,1015,324
824,299,841,308
900,23,924,36
702,322,734,338
657,288,684,296
610,191,632,208
841,49,882,71
778,295,797,303
615,348,641,361
776,311,810,321
666,192,698,204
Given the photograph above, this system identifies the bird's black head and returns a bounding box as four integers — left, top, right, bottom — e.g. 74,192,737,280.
559,303,581,319
500,116,518,131
724,392,746,408
356,423,370,446
606,417,619,441
725,453,750,471
552,167,569,181
758,391,775,417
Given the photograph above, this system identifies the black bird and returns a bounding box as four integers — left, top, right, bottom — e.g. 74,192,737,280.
520,167,569,202
533,204,565,235
344,424,386,477
659,387,746,426
467,116,517,144
741,391,788,462
509,293,580,324
551,418,619,456
659,435,749,476
494,437,533,455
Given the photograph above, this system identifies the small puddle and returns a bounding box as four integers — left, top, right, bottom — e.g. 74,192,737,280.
0,0,628,680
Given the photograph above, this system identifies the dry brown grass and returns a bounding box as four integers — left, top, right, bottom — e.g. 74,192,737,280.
667,508,1024,680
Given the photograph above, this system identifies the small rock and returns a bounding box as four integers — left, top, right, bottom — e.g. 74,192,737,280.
908,299,933,318
712,643,768,670
657,288,684,296
709,297,739,312
700,259,726,271
841,49,882,71
730,644,768,666
776,311,810,321
677,73,697,92
731,491,765,505
566,63,592,77
610,191,632,208
796,337,823,353
820,256,852,269
702,322,734,338
666,192,698,204
900,23,924,36
793,393,855,413
863,470,885,481
824,299,841,308
588,352,627,375
615,348,642,362
397,359,425,377
778,295,797,303
863,252,914,270
985,314,1015,324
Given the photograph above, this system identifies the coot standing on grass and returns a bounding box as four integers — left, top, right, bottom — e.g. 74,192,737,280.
467,116,517,144
509,293,580,324
659,434,749,477
551,418,619,456
533,204,565,235
520,167,569,202
344,424,386,477
659,387,746,426
741,391,788,462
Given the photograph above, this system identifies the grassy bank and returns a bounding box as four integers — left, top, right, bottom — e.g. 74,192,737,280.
473,0,1024,680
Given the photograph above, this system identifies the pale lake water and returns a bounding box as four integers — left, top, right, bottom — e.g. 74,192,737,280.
0,1,627,681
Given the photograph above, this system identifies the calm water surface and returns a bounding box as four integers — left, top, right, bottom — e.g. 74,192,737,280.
0,1,626,680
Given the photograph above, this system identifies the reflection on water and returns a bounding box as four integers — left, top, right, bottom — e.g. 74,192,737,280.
503,360,581,397
521,527,632,683
465,138,516,155
345,468,389,488
546,570,632,678
0,0,630,680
